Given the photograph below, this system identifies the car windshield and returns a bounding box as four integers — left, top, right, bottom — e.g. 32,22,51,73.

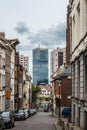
14,110,18,113
2,112,9,118
18,110,23,113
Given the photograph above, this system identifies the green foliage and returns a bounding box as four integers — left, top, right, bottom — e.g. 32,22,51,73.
45,97,50,101
38,96,50,102
32,84,41,102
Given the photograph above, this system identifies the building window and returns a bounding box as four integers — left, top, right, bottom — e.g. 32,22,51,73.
0,55,1,68
85,55,87,93
85,0,87,30
77,2,80,43
2,75,5,87
77,60,80,97
72,15,75,51
0,74,1,90
2,58,5,68
72,63,75,96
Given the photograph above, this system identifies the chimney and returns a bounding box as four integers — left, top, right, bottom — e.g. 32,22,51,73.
0,32,5,38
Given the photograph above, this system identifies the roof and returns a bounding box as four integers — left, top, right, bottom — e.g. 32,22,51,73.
0,39,6,48
60,66,71,76
6,39,20,46
39,85,50,89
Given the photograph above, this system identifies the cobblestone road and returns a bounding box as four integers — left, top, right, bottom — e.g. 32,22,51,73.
6,112,57,130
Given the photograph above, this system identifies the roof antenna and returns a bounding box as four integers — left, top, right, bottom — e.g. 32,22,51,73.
39,43,40,48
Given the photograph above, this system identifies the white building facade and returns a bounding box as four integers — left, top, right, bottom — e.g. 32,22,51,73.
69,0,87,129
0,38,6,111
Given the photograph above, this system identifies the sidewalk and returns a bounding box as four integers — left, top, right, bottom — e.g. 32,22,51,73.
54,121,63,130
54,118,83,130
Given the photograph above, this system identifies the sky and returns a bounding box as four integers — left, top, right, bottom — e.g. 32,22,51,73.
0,0,69,76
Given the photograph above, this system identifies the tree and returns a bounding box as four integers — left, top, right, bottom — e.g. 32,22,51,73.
32,84,41,106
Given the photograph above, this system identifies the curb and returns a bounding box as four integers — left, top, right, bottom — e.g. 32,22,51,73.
54,122,58,130
54,122,63,130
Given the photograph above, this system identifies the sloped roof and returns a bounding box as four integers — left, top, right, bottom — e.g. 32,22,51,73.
6,39,20,46
39,85,50,89
60,66,71,76
0,39,7,48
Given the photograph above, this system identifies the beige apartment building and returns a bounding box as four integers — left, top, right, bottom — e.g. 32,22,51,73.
0,33,6,111
0,32,19,111
23,68,32,108
50,47,66,75
69,0,87,130
19,55,29,73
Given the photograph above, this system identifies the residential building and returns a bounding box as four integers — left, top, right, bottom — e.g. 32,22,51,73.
14,52,19,110
23,68,32,108
0,33,6,111
6,39,19,111
19,55,29,72
39,85,51,98
33,47,48,85
15,52,32,110
51,64,71,115
17,64,24,110
69,0,87,130
0,32,19,111
50,47,66,74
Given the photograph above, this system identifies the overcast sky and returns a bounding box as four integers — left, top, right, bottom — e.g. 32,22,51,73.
0,0,69,75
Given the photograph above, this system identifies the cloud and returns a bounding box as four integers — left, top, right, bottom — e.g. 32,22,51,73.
27,22,66,49
16,22,66,52
14,22,29,35
17,44,33,51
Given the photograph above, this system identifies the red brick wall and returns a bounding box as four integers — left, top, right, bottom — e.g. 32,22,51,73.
61,77,71,107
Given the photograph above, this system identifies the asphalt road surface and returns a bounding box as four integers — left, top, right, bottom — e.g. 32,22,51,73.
6,112,57,130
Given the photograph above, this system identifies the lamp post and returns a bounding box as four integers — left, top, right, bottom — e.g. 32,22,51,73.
29,87,31,108
58,79,61,124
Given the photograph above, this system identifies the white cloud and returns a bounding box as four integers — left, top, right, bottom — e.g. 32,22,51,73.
16,22,66,52
14,22,29,35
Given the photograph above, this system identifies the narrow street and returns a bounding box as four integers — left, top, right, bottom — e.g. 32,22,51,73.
7,112,57,130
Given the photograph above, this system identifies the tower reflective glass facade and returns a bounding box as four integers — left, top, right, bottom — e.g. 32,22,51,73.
33,47,48,85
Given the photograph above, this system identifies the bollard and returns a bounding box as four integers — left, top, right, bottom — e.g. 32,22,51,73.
62,121,65,130
70,126,74,130
66,123,69,130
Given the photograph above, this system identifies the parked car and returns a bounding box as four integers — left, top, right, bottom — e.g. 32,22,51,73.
31,109,37,114
14,110,25,121
44,106,49,112
62,107,71,118
44,104,49,112
23,109,29,118
1,111,15,128
29,109,35,115
0,114,5,130
23,109,31,117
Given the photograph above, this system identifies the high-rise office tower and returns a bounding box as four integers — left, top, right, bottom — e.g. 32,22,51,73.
33,47,48,85
50,47,66,74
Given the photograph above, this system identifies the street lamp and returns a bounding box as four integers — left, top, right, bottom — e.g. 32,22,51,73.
57,79,61,124
29,86,31,108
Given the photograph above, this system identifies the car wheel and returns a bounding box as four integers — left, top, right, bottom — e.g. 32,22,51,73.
13,122,15,127
10,122,12,128
3,127,5,130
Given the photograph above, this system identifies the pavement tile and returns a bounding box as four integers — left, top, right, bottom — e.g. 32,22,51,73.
54,121,63,130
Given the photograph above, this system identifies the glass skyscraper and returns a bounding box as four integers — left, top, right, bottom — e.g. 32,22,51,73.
33,47,48,85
